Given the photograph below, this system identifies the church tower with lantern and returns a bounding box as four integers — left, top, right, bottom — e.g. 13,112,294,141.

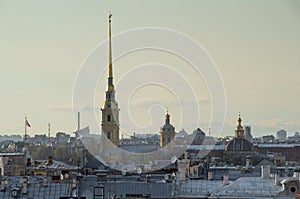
101,13,120,145
160,111,176,147
225,114,253,152
235,113,245,138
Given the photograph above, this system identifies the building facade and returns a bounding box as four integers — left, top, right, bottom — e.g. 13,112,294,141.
277,130,287,141
0,152,26,176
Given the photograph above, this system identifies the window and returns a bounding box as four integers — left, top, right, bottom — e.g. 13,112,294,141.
107,115,111,122
7,160,12,165
168,137,171,143
162,137,165,143
107,132,111,139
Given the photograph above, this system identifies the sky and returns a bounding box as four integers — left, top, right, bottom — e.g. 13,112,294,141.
0,0,300,138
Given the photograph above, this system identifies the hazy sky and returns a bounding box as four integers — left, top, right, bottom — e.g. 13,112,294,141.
1,0,300,138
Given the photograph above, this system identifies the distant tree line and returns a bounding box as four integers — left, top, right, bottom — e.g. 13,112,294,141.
27,144,83,165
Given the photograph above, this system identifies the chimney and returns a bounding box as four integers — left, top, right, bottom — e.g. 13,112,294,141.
246,156,251,170
178,160,186,181
293,167,300,181
223,174,229,185
274,173,279,185
261,165,271,179
26,158,31,167
48,156,53,165
184,152,188,159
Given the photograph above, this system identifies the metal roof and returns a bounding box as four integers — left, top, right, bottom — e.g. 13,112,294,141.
0,152,25,156
27,160,79,171
187,145,226,150
0,176,76,199
255,143,300,148
211,177,284,198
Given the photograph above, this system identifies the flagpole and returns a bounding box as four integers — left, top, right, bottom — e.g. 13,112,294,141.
23,117,27,142
24,117,27,142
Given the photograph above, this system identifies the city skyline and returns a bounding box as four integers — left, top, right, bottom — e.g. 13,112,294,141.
1,0,300,137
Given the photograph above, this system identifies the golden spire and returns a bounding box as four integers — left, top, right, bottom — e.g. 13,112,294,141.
166,110,170,124
236,113,243,131
107,12,114,91
108,12,113,78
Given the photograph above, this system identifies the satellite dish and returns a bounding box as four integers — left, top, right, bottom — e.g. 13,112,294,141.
164,174,169,181
171,156,177,164
137,167,142,175
122,170,126,176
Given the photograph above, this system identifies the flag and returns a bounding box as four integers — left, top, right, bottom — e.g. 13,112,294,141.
25,118,31,128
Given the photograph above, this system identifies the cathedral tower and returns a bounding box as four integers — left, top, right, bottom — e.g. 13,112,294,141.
101,13,120,145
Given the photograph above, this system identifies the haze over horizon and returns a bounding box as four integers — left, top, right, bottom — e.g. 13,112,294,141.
1,0,300,138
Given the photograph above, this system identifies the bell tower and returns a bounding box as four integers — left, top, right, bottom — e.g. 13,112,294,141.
160,111,176,147
101,13,120,145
